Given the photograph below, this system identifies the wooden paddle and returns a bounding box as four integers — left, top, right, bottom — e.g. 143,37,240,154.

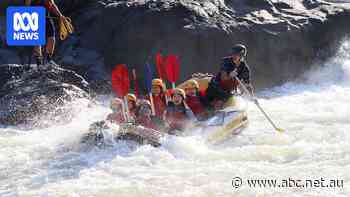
234,76,284,133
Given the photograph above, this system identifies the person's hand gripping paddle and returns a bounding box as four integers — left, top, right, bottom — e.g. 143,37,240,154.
144,63,156,116
234,74,284,133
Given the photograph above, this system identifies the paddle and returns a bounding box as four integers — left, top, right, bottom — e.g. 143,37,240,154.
111,64,130,122
155,52,169,103
165,55,180,89
234,76,284,133
144,63,156,116
156,52,167,80
132,68,139,97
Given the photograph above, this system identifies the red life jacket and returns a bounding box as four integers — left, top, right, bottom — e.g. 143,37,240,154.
199,89,207,97
219,77,239,92
128,108,137,121
149,94,167,119
185,95,205,117
107,113,125,124
166,104,188,131
136,116,157,130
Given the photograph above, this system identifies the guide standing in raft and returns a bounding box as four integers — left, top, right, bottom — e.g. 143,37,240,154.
206,44,255,108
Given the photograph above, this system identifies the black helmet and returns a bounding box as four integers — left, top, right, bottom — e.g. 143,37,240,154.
231,44,247,60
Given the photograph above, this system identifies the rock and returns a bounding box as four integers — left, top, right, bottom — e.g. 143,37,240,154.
82,0,350,88
0,49,21,64
0,63,90,126
1,0,350,89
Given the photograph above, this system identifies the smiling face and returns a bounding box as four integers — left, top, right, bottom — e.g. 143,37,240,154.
185,87,197,97
172,94,183,105
152,85,161,95
231,54,241,64
128,101,136,111
139,104,152,117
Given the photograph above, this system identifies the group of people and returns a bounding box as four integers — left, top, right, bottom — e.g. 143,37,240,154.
108,80,198,134
107,44,255,134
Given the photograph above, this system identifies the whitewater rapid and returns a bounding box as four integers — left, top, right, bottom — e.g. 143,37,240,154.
1,40,350,197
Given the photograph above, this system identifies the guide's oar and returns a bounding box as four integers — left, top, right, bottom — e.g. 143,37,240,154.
111,64,131,122
144,63,156,116
165,55,180,89
235,76,284,133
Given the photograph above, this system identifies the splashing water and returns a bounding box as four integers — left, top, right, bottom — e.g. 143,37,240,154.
1,40,350,197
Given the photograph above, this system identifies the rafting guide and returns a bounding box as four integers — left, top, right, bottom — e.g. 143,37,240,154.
6,6,46,46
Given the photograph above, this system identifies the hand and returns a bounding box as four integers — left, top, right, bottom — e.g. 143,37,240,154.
229,70,238,78
183,101,190,109
59,15,65,21
250,96,258,104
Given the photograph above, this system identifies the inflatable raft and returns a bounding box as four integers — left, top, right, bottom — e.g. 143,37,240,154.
81,75,249,146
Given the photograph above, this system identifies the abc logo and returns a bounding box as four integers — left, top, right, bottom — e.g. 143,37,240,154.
13,12,39,31
7,7,46,46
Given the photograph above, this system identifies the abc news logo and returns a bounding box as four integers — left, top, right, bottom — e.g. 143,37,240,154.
13,12,39,39
7,7,46,46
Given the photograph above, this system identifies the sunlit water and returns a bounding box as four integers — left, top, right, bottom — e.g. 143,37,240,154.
1,40,350,197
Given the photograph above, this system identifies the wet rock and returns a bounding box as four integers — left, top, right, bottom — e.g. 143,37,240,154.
84,0,350,88
1,0,350,89
0,63,90,126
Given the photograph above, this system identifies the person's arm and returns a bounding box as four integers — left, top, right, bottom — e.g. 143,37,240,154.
184,103,198,122
46,0,64,17
238,64,254,96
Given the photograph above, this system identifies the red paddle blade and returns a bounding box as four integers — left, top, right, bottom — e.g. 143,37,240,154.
156,52,166,79
165,55,180,83
111,64,130,97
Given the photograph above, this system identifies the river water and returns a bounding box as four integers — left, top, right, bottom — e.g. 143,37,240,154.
1,40,349,197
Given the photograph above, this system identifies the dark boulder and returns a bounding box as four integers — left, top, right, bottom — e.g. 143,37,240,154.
82,0,350,88
1,0,350,89
0,63,90,126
